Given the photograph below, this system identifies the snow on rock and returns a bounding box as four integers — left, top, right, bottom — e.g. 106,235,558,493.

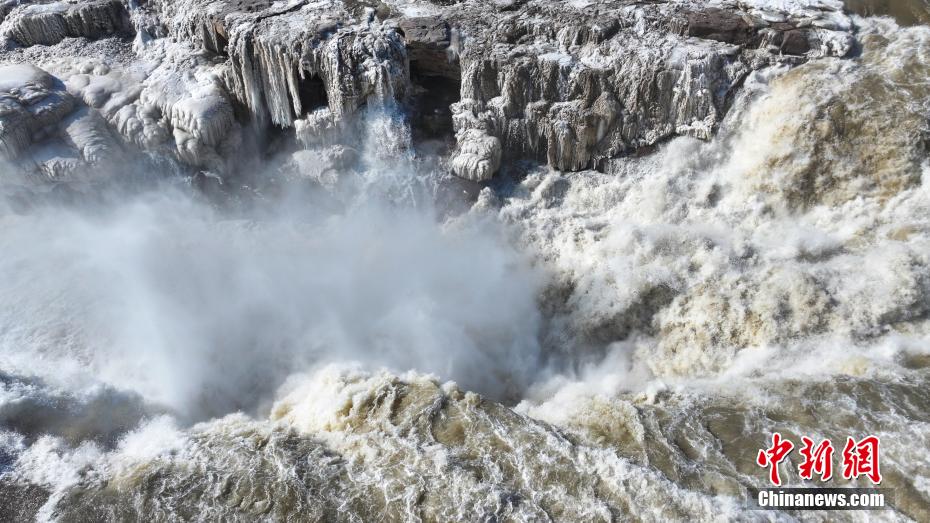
1,0,130,47
61,107,121,166
450,128,501,182
136,49,239,170
417,0,857,178
0,63,75,160
151,0,409,129
228,8,407,128
36,34,241,174
0,0,860,181
127,0,857,179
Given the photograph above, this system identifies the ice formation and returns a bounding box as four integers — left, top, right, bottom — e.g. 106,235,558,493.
0,62,77,180
0,0,860,181
1,0,130,47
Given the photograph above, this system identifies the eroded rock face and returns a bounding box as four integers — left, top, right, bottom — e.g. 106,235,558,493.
138,0,858,180
432,0,855,179
0,0,859,182
1,0,130,47
153,0,408,128
396,16,458,78
685,8,759,46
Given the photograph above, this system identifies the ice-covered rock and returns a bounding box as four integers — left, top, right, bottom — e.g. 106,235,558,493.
283,146,358,189
60,41,241,173
450,128,500,182
139,56,238,169
0,0,859,181
0,63,75,160
0,1,15,25
61,107,121,166
151,0,409,128
113,0,858,180
416,0,856,178
1,0,130,47
65,63,170,150
231,11,406,127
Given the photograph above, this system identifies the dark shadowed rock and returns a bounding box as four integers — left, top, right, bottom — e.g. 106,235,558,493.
780,29,813,55
686,8,757,45
397,16,449,48
397,16,458,79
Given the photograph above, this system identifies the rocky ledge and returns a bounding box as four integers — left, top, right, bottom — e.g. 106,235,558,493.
0,0,856,183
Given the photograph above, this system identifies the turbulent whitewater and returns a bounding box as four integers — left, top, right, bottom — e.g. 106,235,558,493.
1,0,929,521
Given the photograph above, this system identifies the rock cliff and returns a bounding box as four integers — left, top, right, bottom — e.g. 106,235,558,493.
0,0,857,182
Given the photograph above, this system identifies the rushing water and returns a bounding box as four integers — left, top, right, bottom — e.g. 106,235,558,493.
845,0,930,25
2,8,930,523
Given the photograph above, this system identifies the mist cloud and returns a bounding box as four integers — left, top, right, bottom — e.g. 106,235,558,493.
0,174,543,422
